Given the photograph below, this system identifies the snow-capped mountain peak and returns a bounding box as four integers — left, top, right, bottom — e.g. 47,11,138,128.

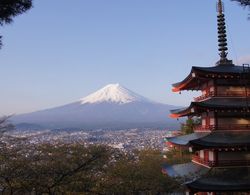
80,83,150,104
12,83,178,130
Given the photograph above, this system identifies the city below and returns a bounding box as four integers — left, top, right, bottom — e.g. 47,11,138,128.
5,128,176,152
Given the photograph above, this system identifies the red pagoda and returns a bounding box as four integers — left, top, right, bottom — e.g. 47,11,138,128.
166,0,250,194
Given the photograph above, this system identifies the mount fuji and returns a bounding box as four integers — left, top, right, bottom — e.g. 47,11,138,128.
12,84,179,130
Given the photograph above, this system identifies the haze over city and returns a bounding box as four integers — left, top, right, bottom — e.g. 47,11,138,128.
1,0,250,116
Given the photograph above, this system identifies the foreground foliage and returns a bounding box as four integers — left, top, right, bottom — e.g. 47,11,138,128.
0,139,180,195
0,0,33,48
0,142,110,194
232,0,250,19
232,0,250,7
100,149,180,194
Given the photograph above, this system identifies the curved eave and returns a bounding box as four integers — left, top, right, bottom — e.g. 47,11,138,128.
186,167,250,192
189,132,250,149
167,132,209,146
194,98,250,110
170,98,250,118
163,162,209,178
172,76,192,92
172,65,250,92
192,65,248,75
190,140,250,149
187,180,250,192
170,106,193,118
172,68,196,92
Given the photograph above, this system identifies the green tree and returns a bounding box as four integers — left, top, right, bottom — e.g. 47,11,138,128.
0,142,181,194
100,149,180,194
181,118,200,135
0,116,14,134
0,138,29,194
0,142,112,194
232,0,250,7
232,0,250,19
0,0,33,48
24,144,111,194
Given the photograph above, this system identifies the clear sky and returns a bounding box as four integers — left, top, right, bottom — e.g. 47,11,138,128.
1,0,250,115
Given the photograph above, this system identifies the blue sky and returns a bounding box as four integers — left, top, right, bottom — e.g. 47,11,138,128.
1,0,250,115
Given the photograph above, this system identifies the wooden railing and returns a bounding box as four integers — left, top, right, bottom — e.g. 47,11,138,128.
194,124,250,131
194,125,215,131
192,155,215,167
194,92,214,102
192,155,250,167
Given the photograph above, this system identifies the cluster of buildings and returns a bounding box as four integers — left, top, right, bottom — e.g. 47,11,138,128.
8,128,171,152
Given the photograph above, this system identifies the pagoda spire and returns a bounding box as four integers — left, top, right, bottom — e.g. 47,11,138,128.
216,0,233,65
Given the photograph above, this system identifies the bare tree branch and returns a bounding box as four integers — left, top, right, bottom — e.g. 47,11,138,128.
0,116,15,134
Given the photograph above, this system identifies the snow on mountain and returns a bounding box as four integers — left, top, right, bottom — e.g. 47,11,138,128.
12,84,179,130
80,83,150,105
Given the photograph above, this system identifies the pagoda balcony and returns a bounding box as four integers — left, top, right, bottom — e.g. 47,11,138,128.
194,124,250,131
192,155,250,167
194,92,214,102
194,125,215,131
192,155,216,167
194,90,250,102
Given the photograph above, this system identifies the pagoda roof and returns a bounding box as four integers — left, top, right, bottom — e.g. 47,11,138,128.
190,131,250,149
172,64,250,92
163,162,209,179
167,132,209,146
186,167,250,192
170,97,250,118
192,64,245,74
167,131,250,149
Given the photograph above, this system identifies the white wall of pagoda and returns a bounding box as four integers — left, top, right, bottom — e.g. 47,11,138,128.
199,150,204,159
208,151,214,161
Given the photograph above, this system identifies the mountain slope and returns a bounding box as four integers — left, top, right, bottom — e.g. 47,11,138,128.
12,84,179,130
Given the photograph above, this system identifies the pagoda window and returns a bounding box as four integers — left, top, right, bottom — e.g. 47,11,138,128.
199,150,204,159
208,151,214,161
204,150,209,162
210,118,215,126
199,112,215,130
202,118,206,126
